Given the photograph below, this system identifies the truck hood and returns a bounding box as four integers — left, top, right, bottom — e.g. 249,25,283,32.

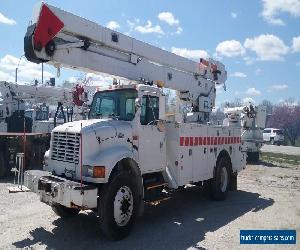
53,118,132,132
52,118,132,142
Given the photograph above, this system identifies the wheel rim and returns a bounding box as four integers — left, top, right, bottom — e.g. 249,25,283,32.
113,186,134,227
220,166,228,192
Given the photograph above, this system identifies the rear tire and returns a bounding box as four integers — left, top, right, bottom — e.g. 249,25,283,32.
98,171,140,241
253,152,259,162
247,152,259,163
51,204,79,218
210,157,230,201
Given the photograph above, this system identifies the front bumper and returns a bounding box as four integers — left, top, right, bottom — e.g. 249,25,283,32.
24,170,98,209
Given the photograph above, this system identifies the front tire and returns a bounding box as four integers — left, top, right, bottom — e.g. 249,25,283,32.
98,171,140,241
210,157,230,201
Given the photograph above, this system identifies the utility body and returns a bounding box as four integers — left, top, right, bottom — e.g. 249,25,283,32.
23,3,246,240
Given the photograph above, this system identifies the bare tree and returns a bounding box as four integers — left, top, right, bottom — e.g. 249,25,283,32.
221,98,243,108
283,97,295,106
210,108,225,125
261,99,273,115
267,104,300,146
62,80,74,88
261,99,273,126
78,73,93,86
234,98,243,107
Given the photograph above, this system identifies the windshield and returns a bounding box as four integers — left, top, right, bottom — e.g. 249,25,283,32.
89,89,138,121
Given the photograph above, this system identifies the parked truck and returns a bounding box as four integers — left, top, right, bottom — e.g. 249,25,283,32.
263,128,284,145
23,3,246,240
0,81,88,177
224,105,267,162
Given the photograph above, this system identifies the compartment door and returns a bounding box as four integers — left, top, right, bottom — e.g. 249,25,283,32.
192,127,209,182
178,140,193,186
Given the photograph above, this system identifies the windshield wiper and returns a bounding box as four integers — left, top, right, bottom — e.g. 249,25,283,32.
95,113,102,119
108,113,119,120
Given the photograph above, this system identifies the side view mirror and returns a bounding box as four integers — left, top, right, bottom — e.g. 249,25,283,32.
157,120,166,132
159,95,166,120
135,98,141,109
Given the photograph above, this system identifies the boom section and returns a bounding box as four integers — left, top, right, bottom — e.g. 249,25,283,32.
24,3,227,105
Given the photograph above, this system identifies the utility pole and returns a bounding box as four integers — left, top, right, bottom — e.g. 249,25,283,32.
15,54,24,84
15,68,18,83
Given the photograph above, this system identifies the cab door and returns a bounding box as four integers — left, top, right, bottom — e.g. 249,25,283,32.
138,95,166,173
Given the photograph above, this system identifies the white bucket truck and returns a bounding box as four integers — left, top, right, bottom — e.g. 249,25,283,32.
23,3,246,240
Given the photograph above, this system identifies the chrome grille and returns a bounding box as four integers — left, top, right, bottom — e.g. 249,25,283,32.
51,132,80,164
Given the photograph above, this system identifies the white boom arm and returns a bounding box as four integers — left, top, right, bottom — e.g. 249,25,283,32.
24,3,227,112
0,81,73,102
0,81,87,119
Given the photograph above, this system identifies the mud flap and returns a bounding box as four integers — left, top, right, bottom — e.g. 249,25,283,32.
229,172,238,191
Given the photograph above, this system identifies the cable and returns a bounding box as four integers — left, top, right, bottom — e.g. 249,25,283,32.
80,122,83,194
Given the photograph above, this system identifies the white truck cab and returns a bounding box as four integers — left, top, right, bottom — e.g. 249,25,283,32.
44,84,167,183
25,104,55,133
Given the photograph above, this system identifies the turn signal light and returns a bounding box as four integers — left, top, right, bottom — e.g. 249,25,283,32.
93,166,105,178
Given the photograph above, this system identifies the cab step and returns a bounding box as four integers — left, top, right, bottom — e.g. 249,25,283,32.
144,184,171,204
143,173,170,203
145,181,168,190
149,196,171,205
145,193,171,205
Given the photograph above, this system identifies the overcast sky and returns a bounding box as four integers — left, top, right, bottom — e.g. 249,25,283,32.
0,0,299,106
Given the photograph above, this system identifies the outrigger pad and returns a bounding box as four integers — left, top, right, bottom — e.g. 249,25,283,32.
7,186,30,193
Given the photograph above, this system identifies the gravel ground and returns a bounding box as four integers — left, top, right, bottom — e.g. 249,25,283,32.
0,162,299,250
261,144,300,155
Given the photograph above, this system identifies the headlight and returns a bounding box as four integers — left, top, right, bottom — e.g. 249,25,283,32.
43,150,50,169
83,165,105,178
87,165,94,176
